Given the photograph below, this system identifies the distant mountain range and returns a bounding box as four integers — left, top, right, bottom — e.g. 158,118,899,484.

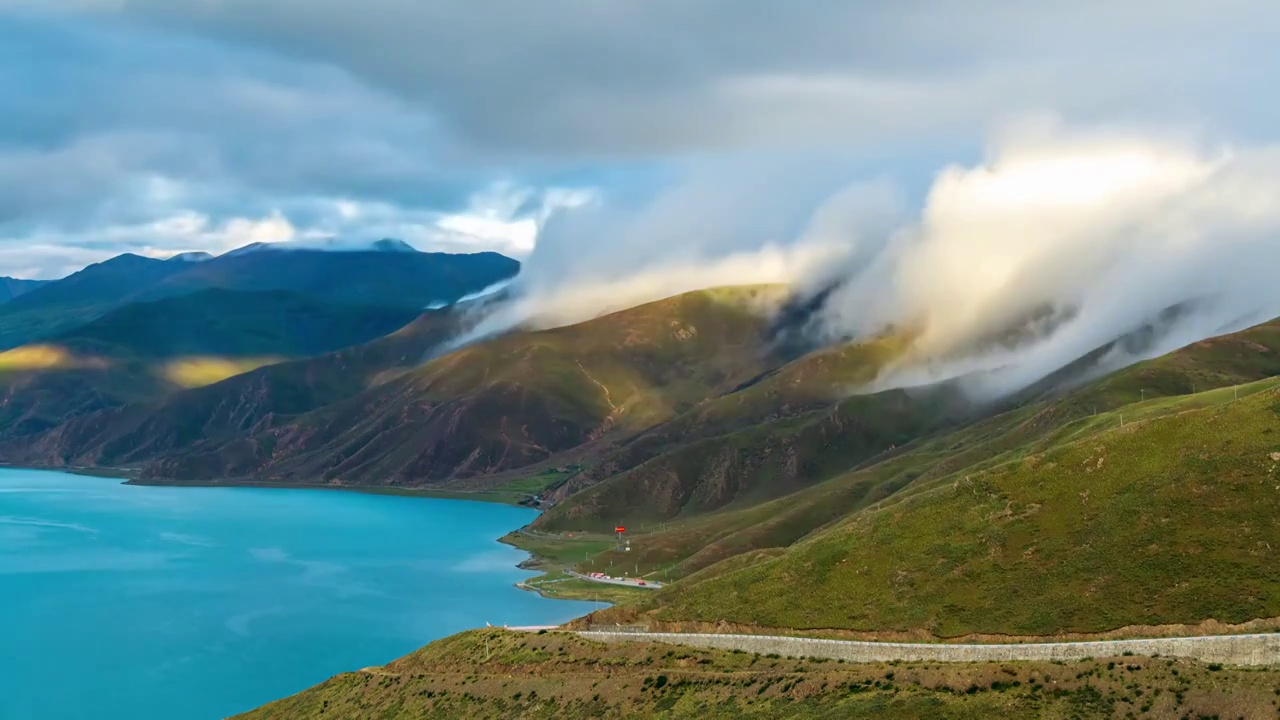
0,277,49,304
0,241,519,350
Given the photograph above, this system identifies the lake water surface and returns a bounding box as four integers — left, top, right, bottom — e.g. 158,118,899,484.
0,469,595,719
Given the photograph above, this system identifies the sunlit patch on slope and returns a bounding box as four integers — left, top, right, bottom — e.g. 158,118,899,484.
161,356,284,388
0,345,108,372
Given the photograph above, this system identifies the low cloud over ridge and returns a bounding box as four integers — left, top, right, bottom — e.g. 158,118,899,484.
472,120,1280,401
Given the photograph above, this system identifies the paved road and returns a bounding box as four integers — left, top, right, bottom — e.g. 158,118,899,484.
567,570,663,589
577,630,1280,666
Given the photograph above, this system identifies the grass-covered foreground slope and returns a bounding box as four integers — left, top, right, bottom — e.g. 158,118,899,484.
236,630,1280,720
646,381,1280,637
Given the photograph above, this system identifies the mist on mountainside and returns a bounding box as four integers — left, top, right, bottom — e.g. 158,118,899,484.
452,120,1280,401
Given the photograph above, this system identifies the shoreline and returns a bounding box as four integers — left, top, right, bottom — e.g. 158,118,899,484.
125,477,534,507
3,462,541,507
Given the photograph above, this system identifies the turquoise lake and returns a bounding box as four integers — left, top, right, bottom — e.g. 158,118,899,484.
0,469,596,719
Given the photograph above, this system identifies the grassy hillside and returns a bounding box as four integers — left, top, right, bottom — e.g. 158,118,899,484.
0,248,518,349
236,630,1280,719
0,306,465,469
0,276,48,304
138,287,787,486
143,247,519,308
0,291,428,448
532,381,968,533
4,286,777,480
644,381,1280,636
530,317,1280,576
53,288,421,359
0,254,187,348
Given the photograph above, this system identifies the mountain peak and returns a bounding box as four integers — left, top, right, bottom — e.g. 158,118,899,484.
222,238,419,256
167,251,214,263
370,238,418,253
95,252,167,269
222,242,274,257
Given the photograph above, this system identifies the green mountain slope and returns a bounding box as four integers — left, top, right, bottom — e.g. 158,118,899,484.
0,276,48,304
534,317,1280,569
650,380,1280,636
135,287,786,486
0,287,788,486
54,288,422,359
0,247,518,349
0,254,188,347
142,247,518,308
590,313,1280,636
0,290,424,442
532,381,968,534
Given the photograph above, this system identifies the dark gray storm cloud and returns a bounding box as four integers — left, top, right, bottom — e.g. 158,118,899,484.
59,0,1280,155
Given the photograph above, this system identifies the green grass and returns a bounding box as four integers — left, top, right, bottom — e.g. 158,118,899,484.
445,469,579,505
235,629,1280,719
539,317,1280,604
499,530,658,605
651,384,1280,636
522,575,653,606
504,531,620,567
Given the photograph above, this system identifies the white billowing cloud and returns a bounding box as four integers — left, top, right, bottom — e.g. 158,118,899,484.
294,184,594,259
476,243,843,338
431,184,595,257
813,121,1280,398
445,162,898,344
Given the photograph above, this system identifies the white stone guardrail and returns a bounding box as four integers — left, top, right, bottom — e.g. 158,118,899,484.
577,631,1280,666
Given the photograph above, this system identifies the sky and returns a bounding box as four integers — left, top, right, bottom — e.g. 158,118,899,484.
7,2,1280,400
3,0,1276,281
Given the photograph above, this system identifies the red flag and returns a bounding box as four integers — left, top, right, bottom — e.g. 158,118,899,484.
615,526,626,533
